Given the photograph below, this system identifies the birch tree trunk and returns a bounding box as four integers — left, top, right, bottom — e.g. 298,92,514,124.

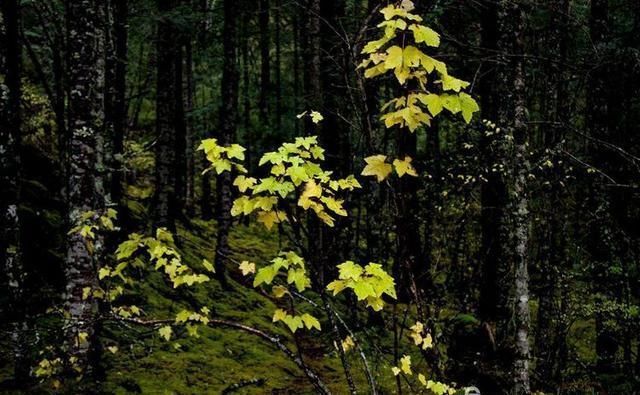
497,1,530,392
64,0,104,374
480,1,531,392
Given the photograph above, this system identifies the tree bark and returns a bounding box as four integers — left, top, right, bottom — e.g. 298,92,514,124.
535,0,570,387
110,0,129,212
214,0,239,283
0,0,29,383
185,32,196,217
479,1,531,392
259,0,271,133
586,0,618,376
64,0,104,374
153,0,180,230
496,1,531,392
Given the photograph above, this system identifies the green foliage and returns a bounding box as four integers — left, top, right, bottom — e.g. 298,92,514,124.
359,1,479,130
239,251,321,333
327,261,396,311
109,228,212,290
359,0,480,184
198,138,247,174
200,128,362,228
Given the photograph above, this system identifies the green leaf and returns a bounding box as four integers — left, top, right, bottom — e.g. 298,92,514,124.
98,267,111,280
287,268,310,292
419,93,443,116
175,310,192,323
253,265,277,287
352,281,376,301
226,144,246,160
282,315,304,332
459,92,480,123
202,259,215,273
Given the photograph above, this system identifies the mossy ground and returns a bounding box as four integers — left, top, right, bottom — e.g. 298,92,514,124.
99,218,365,394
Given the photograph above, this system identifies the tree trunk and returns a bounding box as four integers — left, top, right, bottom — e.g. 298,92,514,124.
478,0,508,331
153,0,180,230
479,1,531,392
64,0,104,375
214,0,239,283
586,0,618,376
535,0,570,387
185,32,196,217
496,1,531,392
258,0,270,138
173,26,187,220
0,0,29,383
111,0,128,213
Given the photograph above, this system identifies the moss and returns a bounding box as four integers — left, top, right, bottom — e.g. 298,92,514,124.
101,217,342,394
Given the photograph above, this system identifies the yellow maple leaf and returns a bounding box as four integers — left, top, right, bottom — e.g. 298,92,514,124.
310,111,324,124
361,155,393,182
342,335,355,352
233,175,256,192
239,260,256,276
257,210,286,230
422,333,434,350
272,285,288,298
400,354,412,375
393,156,418,177
409,24,440,47
272,308,287,323
158,326,172,341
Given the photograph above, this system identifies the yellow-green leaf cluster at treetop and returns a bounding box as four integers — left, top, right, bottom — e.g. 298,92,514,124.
358,1,479,131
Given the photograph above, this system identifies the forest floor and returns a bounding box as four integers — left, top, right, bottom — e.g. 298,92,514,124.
99,217,355,394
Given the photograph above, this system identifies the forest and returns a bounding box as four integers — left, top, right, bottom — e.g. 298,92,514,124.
1,0,639,393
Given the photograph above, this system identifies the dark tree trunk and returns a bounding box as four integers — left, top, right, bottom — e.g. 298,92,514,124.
240,9,252,171
111,0,128,212
153,0,180,231
586,0,618,376
258,0,270,137
478,0,508,331
535,0,570,387
394,127,422,309
274,0,282,132
0,0,29,383
214,0,239,283
64,0,104,375
302,0,321,113
173,29,187,220
185,31,196,217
